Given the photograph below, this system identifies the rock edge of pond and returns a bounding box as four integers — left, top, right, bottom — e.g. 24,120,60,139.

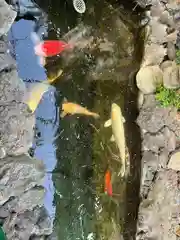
136,0,180,239
0,0,54,239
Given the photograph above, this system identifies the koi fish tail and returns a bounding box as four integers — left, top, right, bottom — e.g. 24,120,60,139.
90,112,100,119
120,162,126,177
108,183,113,196
47,69,63,84
34,43,46,57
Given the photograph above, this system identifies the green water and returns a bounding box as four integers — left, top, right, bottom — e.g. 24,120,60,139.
37,0,144,239
0,226,6,240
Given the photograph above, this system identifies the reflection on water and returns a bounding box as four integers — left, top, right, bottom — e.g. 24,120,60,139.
8,19,57,219
9,0,144,239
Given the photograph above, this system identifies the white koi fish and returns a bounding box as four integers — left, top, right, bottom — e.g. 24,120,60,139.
104,103,126,176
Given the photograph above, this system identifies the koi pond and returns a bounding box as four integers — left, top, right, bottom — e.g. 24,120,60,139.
8,0,144,239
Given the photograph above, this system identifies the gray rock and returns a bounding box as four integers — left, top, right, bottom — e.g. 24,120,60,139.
46,231,58,240
10,0,42,18
150,2,164,17
141,43,167,67
167,30,178,44
0,186,45,217
166,1,180,12
136,170,180,240
3,207,53,240
33,207,53,236
31,236,45,240
158,148,169,168
0,1,54,239
162,61,180,89
0,186,45,219
150,19,167,44
167,42,176,60
0,147,6,159
168,111,180,139
159,10,175,27
0,103,35,156
140,151,159,197
141,93,157,109
137,93,179,135
137,105,172,133
142,126,176,155
0,38,10,54
0,154,45,206
160,60,173,70
0,67,26,102
0,51,17,73
163,126,177,152
142,131,166,153
136,0,159,8
137,91,144,109
0,64,35,155
0,0,16,37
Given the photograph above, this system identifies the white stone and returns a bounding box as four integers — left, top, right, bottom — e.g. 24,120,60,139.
167,151,180,171
136,65,163,94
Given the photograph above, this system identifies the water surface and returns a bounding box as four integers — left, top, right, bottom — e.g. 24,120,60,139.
9,0,144,239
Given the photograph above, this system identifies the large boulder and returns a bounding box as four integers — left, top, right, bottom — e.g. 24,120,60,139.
136,65,163,94
0,0,16,37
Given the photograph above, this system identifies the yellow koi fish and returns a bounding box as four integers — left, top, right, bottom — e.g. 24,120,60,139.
25,69,63,113
60,98,100,119
104,103,126,176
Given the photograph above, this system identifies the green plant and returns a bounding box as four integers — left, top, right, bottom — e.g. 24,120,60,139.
175,49,180,65
155,85,180,109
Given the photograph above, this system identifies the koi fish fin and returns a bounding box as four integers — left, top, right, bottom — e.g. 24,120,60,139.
104,119,112,128
92,112,100,119
122,116,126,123
108,183,113,196
48,69,63,84
110,135,115,142
119,165,126,178
60,110,67,118
25,83,49,113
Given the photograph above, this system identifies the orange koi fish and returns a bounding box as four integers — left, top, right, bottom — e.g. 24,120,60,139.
60,98,100,119
104,170,113,196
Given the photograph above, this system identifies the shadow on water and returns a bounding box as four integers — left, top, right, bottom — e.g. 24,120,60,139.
10,0,144,238
122,79,142,240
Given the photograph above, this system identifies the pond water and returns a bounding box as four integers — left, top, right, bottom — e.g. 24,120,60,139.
8,0,144,239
